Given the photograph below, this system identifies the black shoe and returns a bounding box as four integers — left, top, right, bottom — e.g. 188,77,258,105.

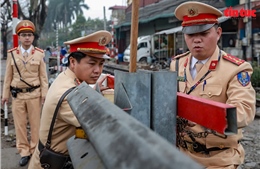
19,156,30,166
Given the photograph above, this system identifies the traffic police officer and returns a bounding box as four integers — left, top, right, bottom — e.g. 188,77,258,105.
28,30,112,169
170,1,256,169
1,20,48,166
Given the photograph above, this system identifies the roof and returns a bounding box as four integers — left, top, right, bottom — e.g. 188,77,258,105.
155,26,182,35
117,0,226,28
109,5,127,10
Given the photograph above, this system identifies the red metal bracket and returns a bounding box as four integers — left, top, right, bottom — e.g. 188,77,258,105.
177,92,237,135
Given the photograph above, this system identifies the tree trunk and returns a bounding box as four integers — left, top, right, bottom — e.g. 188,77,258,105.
1,22,8,59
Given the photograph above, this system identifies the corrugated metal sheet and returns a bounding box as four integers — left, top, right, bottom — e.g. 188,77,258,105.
123,0,226,25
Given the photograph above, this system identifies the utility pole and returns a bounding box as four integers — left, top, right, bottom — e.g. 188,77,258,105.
129,0,140,72
245,0,252,62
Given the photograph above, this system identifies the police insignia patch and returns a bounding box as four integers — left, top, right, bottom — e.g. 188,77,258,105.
98,37,107,46
237,72,250,86
188,8,198,16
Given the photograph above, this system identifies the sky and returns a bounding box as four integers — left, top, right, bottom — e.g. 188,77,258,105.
83,0,127,20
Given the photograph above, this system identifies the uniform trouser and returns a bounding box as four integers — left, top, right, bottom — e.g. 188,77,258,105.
180,144,244,169
12,97,41,157
206,165,240,169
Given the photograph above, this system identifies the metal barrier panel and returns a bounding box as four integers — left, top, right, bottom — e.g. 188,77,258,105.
67,137,105,169
151,71,177,144
114,70,177,144
67,82,202,169
114,70,152,127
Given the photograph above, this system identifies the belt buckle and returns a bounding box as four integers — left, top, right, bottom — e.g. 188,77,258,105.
186,142,195,153
22,88,27,93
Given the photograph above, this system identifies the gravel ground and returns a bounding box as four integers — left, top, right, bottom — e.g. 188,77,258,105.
240,110,260,169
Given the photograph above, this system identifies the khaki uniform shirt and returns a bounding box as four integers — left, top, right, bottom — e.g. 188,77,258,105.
39,68,80,153
2,46,48,99
29,68,80,168
170,46,256,167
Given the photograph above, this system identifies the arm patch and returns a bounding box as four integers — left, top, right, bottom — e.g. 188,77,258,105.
237,72,250,86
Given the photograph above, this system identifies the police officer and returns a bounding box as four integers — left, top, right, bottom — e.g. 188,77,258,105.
1,20,48,166
170,1,255,169
28,30,112,169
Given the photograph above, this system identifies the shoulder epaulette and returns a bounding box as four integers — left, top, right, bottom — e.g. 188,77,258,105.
223,53,245,66
173,51,190,60
35,47,44,53
7,47,17,53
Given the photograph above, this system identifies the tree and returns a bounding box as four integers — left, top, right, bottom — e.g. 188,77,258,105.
43,0,89,32
69,17,106,39
70,14,87,39
1,0,12,58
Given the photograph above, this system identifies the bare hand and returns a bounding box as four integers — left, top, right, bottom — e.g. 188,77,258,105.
187,120,196,127
94,74,110,92
41,97,45,104
1,98,8,105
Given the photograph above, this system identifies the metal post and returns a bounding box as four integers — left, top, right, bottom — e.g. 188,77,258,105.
56,22,60,74
12,0,18,47
103,6,107,30
111,20,114,58
45,50,50,79
4,103,8,136
245,0,252,63
174,33,176,56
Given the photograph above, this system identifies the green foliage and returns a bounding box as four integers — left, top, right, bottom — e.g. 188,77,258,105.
43,0,89,32
68,16,106,40
251,62,260,87
70,15,88,39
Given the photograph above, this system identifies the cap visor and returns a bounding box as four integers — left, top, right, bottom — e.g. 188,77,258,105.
102,54,111,59
182,24,215,34
87,53,110,60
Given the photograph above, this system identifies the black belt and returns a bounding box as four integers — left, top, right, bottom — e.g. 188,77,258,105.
11,85,40,93
184,141,229,154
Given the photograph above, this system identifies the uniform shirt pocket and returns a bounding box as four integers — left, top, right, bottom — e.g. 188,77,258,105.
199,85,222,98
11,59,22,72
30,60,40,72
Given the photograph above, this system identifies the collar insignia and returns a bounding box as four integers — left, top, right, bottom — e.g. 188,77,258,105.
209,60,218,70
